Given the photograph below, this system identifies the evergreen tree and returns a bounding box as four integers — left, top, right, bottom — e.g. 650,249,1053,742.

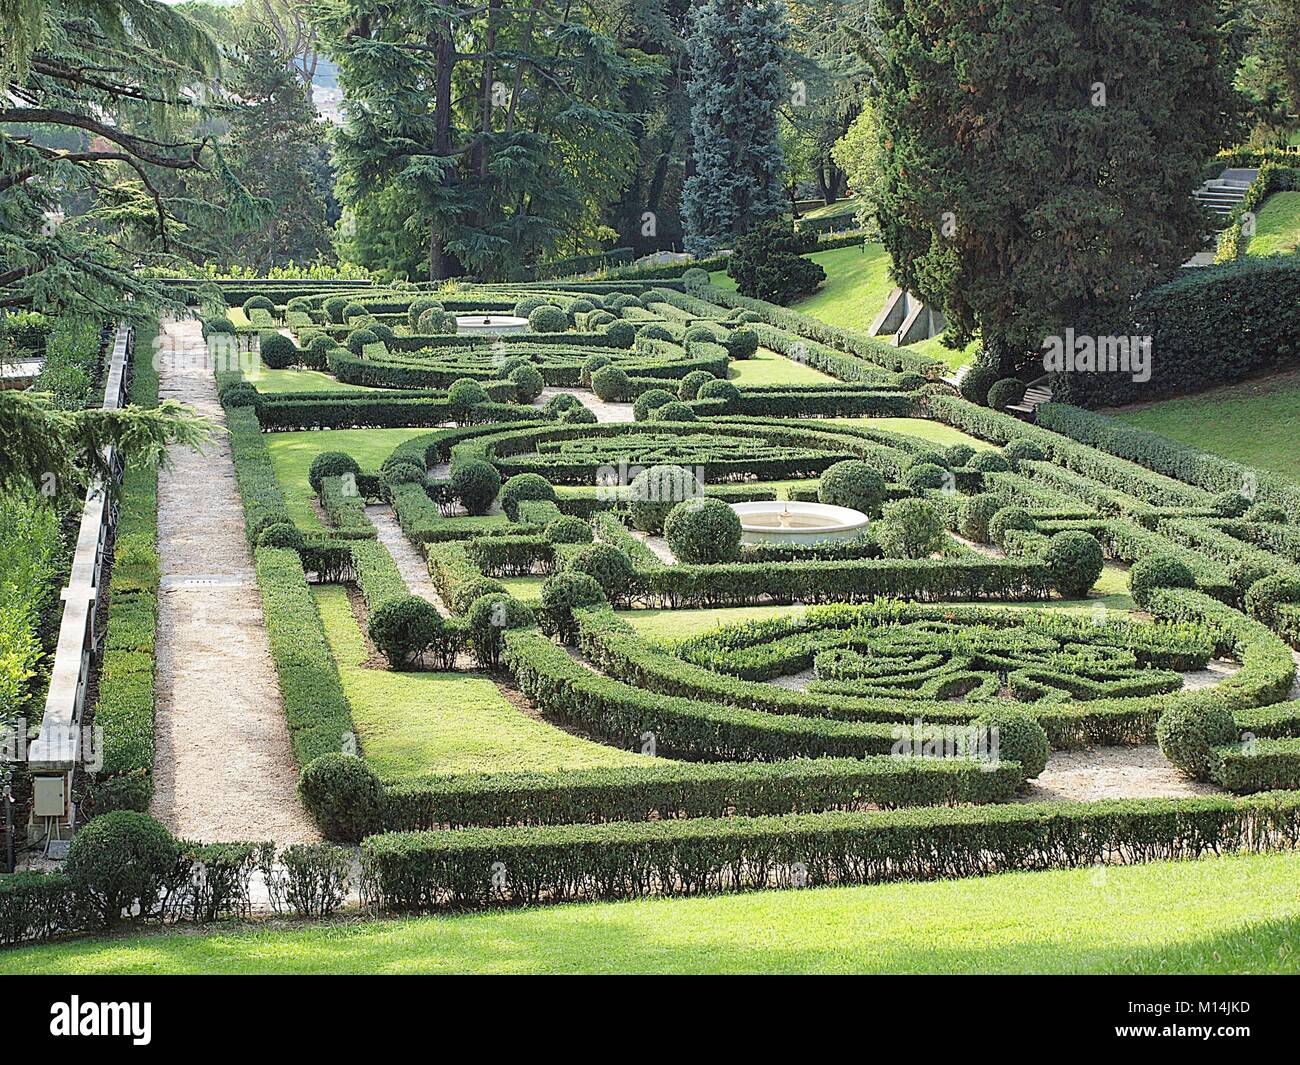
682,0,791,255
875,0,1241,372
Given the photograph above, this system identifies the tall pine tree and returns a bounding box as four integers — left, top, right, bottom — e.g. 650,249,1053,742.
682,0,791,255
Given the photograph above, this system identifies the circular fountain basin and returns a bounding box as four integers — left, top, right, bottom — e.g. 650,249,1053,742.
454,314,531,335
731,501,870,545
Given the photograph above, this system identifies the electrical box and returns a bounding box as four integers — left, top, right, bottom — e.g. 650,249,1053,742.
32,775,69,819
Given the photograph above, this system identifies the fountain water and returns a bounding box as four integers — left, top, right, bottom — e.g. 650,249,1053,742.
729,501,870,545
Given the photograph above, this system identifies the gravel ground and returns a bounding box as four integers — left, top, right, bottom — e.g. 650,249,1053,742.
150,317,318,844
537,386,632,423
1019,745,1222,803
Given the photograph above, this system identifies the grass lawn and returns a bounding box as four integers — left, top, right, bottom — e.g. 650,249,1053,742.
245,350,372,395
315,586,639,780
266,427,432,529
6,851,1300,974
798,198,860,221
1248,191,1300,257
903,334,981,371
710,243,896,333
226,307,251,328
729,348,837,387
826,416,995,450
1109,371,1300,487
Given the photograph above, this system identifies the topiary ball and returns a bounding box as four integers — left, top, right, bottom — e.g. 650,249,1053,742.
528,304,568,333
449,576,507,616
66,811,178,926
322,296,349,324
958,365,998,406
543,392,582,418
567,543,637,603
1003,439,1046,467
498,472,556,521
259,331,297,369
633,388,677,422
1245,503,1286,524
450,460,501,516
724,327,759,360
561,405,598,425
346,327,380,355
1043,531,1104,599
546,515,594,544
664,497,742,564
381,460,427,494
818,460,886,517
1211,491,1251,517
538,572,607,642
297,753,384,843
368,594,443,670
988,506,1039,549
697,378,741,409
242,295,274,316
604,321,636,348
903,462,950,491
258,521,304,552
957,494,1004,544
581,353,612,385
1244,573,1300,626
509,363,545,403
466,593,535,668
678,370,715,400
408,297,445,330
986,378,1027,410
1157,698,1238,781
629,464,703,534
877,497,944,559
943,444,976,469
970,450,1011,473
1129,555,1196,609
654,401,697,422
591,365,631,401
513,295,549,319
308,451,362,495
976,708,1051,780
447,377,489,414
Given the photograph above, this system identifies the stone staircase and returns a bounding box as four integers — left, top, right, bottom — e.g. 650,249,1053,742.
1192,168,1256,217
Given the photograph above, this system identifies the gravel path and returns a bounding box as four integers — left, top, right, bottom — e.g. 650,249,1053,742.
1018,745,1222,802
537,386,632,424
151,317,318,844
365,503,449,615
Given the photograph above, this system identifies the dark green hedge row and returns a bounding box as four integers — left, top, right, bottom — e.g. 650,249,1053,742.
381,755,1022,832
350,540,409,612
359,792,1300,910
732,388,917,418
223,400,293,544
319,475,376,538
254,547,356,766
1214,739,1300,794
0,872,97,947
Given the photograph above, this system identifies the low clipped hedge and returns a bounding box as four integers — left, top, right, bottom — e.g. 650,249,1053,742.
360,792,1300,910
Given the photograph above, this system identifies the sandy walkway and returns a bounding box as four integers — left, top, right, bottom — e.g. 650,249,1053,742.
365,503,449,615
151,317,317,843
1019,745,1222,803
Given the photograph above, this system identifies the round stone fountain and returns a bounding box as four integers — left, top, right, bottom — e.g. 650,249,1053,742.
454,314,531,335
730,501,870,546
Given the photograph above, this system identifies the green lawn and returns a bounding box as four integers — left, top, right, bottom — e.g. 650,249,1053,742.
245,350,371,395
729,348,837,386
798,198,861,221
710,243,896,333
1110,372,1300,486
265,427,432,528
1248,191,1300,257
315,586,639,780
7,851,1300,974
826,416,995,450
902,334,981,371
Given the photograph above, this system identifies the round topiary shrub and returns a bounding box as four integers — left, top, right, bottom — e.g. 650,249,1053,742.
877,497,944,559
1245,503,1286,523
498,472,556,521
1245,573,1300,626
513,295,549,319
323,296,349,323
943,444,976,469
681,267,710,291
664,497,742,564
653,401,697,422
1043,531,1104,599
242,295,275,316
581,353,612,385
988,506,1038,548
204,316,236,337
957,494,1004,544
546,515,594,544
219,381,262,410
368,595,442,670
543,392,582,418
903,462,950,491
1128,555,1196,609
586,310,616,329
450,576,507,616
450,460,501,516
908,450,951,470
697,378,741,409
629,464,702,534
684,324,718,344
1003,439,1045,467
723,327,759,360
633,387,677,422
538,572,607,642
308,451,361,494
369,322,395,344
591,365,631,401
678,370,715,400
567,543,637,603
297,753,385,843
958,365,998,406
641,324,673,341
976,708,1051,780
343,301,367,322
258,521,304,552
566,298,595,317
528,304,568,333
66,811,178,925
307,333,339,357
969,450,1010,473
408,297,444,329
818,460,886,517
510,363,545,403
447,377,489,416
604,321,635,348
986,378,1027,410
1211,491,1251,517
259,331,297,369
561,405,597,424
466,593,535,668
1157,698,1238,781
346,326,380,355
380,460,427,494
